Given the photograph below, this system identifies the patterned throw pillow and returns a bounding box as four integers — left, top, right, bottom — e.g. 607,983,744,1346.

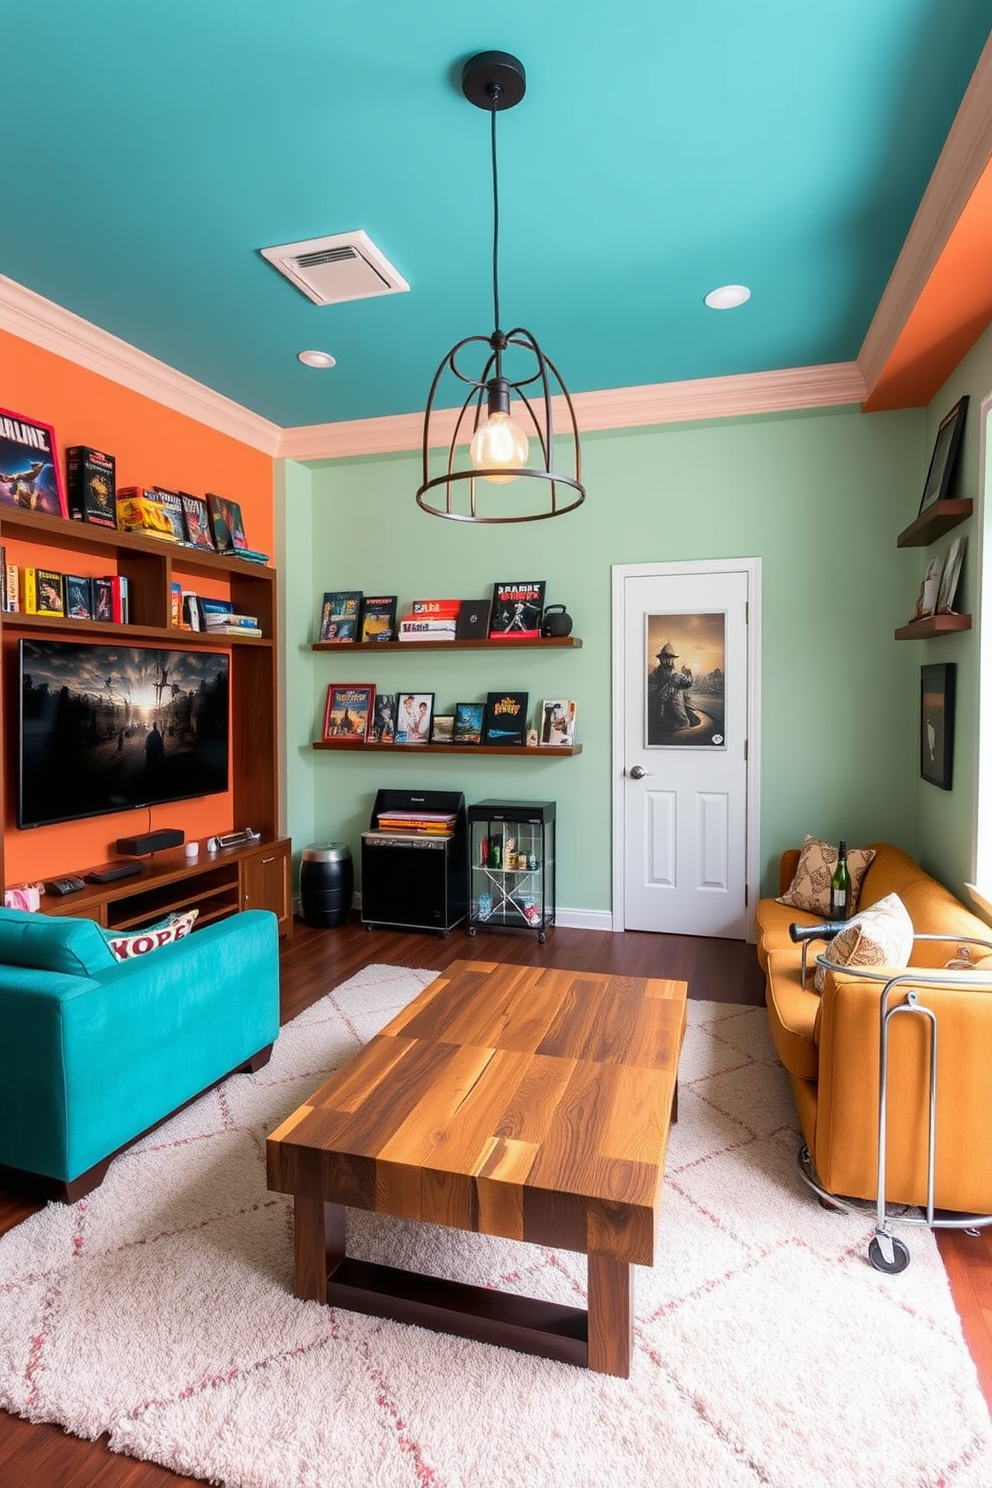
104,909,199,962
813,892,913,992
777,835,876,916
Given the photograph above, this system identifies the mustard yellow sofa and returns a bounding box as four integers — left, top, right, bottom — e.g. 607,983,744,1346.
756,843,992,1214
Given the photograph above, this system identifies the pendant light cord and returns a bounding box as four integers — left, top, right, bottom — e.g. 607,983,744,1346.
489,86,502,338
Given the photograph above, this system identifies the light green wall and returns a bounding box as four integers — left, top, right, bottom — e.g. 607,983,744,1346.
915,321,992,894
282,402,926,910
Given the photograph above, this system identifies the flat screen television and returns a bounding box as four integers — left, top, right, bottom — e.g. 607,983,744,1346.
18,638,230,829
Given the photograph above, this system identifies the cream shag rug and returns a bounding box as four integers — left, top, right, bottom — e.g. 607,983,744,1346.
1,964,989,1488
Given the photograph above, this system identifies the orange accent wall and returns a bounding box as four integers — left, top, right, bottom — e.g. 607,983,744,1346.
865,153,992,411
2,329,274,886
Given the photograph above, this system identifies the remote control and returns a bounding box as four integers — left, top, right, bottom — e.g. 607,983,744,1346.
43,876,87,896
83,861,144,884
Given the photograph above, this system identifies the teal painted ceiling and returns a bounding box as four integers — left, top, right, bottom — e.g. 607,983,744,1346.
3,2,989,428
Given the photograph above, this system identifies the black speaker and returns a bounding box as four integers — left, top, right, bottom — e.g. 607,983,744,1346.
115,828,185,857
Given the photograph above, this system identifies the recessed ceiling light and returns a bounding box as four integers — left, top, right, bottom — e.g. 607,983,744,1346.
704,284,751,310
297,349,336,368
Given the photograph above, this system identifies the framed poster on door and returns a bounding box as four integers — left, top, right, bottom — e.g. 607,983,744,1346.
645,612,726,747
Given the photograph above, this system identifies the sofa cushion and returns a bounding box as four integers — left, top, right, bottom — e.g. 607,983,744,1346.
898,878,992,966
777,835,876,917
753,898,823,966
102,909,199,962
765,950,820,1082
0,908,116,976
813,892,914,992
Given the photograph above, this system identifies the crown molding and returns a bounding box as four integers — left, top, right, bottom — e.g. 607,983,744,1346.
858,31,992,397
1,272,866,465
0,275,282,456
277,362,866,462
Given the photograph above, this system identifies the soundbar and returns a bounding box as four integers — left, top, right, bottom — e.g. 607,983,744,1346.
84,861,145,884
115,828,185,857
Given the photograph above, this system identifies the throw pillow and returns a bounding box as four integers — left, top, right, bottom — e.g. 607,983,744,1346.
0,907,116,976
814,892,914,992
777,835,876,917
103,909,199,962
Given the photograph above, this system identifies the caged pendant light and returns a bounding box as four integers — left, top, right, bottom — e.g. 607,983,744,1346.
416,51,585,523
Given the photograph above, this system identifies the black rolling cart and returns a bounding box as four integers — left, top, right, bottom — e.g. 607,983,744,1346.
361,788,467,936
467,799,556,943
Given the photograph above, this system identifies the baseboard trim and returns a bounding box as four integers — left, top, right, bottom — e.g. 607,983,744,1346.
554,908,616,932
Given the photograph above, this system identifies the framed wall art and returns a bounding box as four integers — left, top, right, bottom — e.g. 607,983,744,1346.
645,612,726,748
920,662,955,791
918,396,968,515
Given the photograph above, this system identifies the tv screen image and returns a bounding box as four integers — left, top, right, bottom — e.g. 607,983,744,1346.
19,639,230,829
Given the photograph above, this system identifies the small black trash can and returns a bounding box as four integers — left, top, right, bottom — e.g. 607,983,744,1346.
300,842,354,928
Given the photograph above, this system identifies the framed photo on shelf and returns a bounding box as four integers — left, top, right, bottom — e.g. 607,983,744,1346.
322,683,375,743
918,396,968,515
368,692,398,743
395,692,434,744
539,699,577,746
359,594,397,643
318,590,363,642
483,691,529,746
453,702,485,744
913,554,944,619
937,535,966,614
430,714,454,744
920,662,955,791
0,406,67,517
489,582,545,639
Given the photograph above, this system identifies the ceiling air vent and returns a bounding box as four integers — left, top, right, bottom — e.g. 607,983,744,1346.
259,230,409,306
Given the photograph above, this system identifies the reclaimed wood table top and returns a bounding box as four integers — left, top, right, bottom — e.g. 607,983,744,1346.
268,959,688,1267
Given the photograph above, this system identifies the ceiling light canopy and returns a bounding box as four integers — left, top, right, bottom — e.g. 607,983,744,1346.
704,284,751,310
416,51,585,524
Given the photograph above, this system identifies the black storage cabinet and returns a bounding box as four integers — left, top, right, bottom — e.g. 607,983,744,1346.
361,788,468,936
467,799,556,942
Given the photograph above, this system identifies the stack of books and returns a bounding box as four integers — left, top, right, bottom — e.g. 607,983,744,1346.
201,597,262,637
374,809,456,837
398,598,460,642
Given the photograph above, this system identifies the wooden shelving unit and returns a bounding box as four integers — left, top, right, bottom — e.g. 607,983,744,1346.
1,509,286,927
313,741,581,757
312,628,583,756
312,636,582,653
894,613,972,641
894,496,972,639
897,499,973,549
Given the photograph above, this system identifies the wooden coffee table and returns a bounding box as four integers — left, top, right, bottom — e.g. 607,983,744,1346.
266,959,687,1377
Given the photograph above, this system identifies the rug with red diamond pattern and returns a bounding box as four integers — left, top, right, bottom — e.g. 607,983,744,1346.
1,963,989,1488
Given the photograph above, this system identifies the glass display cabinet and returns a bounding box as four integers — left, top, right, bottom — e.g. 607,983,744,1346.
466,799,556,942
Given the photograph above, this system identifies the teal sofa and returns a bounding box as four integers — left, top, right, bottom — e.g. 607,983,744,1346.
0,906,280,1200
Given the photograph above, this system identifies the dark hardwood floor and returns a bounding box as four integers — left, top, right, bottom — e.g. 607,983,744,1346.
0,918,988,1484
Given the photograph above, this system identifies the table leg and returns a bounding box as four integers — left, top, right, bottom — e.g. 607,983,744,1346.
293,1196,345,1303
587,1253,633,1377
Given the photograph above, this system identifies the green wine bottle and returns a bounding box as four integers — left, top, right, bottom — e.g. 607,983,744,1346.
829,840,851,920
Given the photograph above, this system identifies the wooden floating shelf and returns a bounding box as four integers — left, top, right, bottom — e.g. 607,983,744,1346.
312,636,582,653
894,613,972,640
2,613,271,646
896,499,972,548
313,741,582,757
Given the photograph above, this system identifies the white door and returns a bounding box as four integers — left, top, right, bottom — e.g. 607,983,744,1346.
613,562,758,938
